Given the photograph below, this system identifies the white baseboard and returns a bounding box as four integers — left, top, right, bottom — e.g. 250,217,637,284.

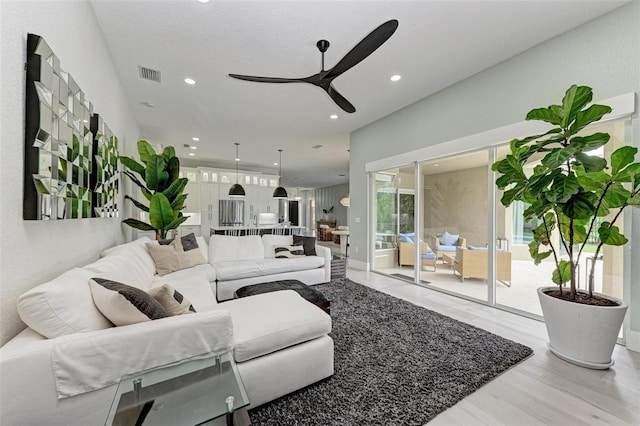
347,258,369,271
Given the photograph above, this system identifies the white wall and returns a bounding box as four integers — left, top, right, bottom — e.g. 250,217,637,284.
0,0,140,345
349,3,640,345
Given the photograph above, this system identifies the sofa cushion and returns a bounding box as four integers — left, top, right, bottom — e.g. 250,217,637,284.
86,248,155,291
209,235,264,263
274,245,305,258
148,283,196,315
215,290,331,362
89,278,169,326
151,264,217,309
100,236,152,258
146,238,206,276
17,268,113,339
398,233,413,243
213,257,325,281
262,234,293,258
293,235,317,256
437,245,458,252
196,236,208,262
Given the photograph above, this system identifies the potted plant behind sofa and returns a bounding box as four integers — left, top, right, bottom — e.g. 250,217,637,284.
119,140,189,240
492,85,640,369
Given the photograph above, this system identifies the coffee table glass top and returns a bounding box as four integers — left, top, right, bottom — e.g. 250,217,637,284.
105,350,249,426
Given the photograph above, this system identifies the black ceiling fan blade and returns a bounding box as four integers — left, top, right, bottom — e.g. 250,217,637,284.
229,74,303,83
326,19,398,80
325,85,356,113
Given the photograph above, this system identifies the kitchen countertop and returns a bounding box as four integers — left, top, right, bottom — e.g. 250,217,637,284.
212,225,306,230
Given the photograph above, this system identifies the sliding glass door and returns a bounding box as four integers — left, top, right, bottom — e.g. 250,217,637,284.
369,118,631,342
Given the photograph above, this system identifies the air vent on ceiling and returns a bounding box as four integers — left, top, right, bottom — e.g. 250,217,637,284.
312,144,323,149
138,66,161,83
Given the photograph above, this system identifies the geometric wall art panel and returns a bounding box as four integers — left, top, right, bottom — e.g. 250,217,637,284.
91,114,119,218
24,33,119,220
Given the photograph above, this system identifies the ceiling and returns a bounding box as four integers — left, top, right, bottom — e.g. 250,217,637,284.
90,0,626,189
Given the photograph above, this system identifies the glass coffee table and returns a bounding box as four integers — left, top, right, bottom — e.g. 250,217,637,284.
105,350,249,426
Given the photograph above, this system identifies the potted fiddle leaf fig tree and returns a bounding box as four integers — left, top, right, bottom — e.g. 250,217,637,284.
119,140,189,240
492,85,640,369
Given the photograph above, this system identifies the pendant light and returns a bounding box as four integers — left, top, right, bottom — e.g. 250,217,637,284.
273,149,288,198
229,142,245,198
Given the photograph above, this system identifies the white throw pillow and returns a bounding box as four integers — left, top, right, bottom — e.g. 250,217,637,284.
89,278,169,326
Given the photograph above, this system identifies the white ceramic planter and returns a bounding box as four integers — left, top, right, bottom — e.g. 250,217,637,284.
537,287,628,369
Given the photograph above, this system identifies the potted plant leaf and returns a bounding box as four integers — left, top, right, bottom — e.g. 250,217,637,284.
492,85,640,369
119,140,189,240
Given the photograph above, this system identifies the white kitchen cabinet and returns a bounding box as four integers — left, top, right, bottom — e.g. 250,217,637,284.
178,225,201,237
199,182,219,240
180,167,200,213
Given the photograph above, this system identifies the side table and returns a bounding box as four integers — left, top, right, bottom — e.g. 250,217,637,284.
105,350,249,426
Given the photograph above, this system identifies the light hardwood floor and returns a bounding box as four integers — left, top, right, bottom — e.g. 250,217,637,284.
345,269,640,425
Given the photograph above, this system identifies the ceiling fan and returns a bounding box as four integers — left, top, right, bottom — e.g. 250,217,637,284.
229,19,399,113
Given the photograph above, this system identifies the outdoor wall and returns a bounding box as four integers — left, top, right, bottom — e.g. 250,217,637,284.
0,0,140,345
349,3,640,348
314,183,350,227
423,166,488,247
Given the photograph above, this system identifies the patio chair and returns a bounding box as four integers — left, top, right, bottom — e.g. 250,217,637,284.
452,246,511,286
398,239,437,271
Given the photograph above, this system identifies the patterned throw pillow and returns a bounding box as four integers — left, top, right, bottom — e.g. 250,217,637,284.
293,235,317,256
439,231,459,247
274,245,305,258
148,284,196,316
89,278,168,326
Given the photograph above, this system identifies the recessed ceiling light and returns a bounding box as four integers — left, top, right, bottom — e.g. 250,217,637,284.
390,74,402,82
434,164,439,167
235,157,240,162
184,78,196,85
192,137,199,141
197,0,210,3
330,114,338,120
274,162,278,166
190,146,197,150
189,153,195,156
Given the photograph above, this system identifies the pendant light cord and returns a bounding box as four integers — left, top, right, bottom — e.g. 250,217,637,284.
235,142,240,183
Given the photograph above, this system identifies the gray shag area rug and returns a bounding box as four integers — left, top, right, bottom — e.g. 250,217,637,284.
249,278,533,426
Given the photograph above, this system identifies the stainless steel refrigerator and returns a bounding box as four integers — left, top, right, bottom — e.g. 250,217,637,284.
219,200,245,226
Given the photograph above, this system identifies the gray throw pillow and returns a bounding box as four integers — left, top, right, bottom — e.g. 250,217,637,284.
159,233,199,251
293,235,317,256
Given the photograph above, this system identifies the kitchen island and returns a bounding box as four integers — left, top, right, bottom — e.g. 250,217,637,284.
211,225,307,236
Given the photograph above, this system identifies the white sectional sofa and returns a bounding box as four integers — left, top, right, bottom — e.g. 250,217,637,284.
209,234,332,301
0,236,334,426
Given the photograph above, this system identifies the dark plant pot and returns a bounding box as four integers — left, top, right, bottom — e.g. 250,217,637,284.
537,287,627,369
